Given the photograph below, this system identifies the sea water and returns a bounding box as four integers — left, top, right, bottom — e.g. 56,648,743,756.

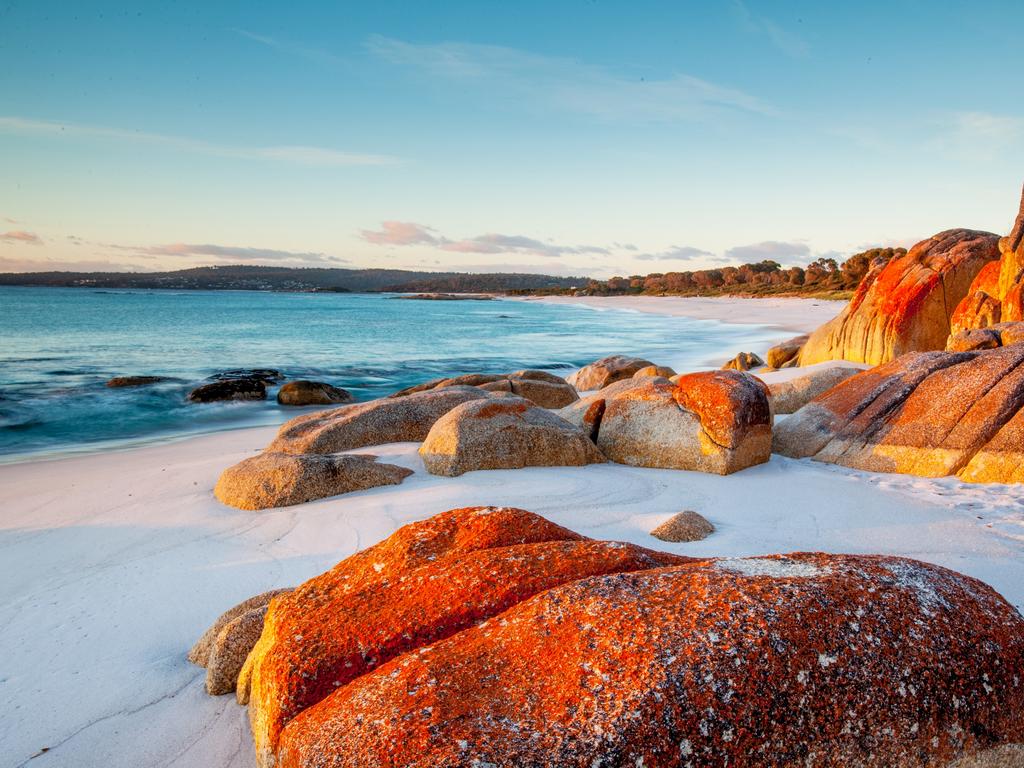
0,287,784,460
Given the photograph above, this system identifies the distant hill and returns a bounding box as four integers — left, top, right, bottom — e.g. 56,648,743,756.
0,265,588,293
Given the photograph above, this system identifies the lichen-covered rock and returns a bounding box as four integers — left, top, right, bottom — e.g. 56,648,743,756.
799,229,1000,366
765,334,808,369
765,363,866,414
189,589,292,667
947,328,1002,352
633,364,677,379
245,506,692,766
993,321,1024,347
951,260,1003,333
650,509,714,542
566,355,655,391
390,370,577,408
419,396,605,476
268,386,490,454
722,351,764,371
187,377,266,402
276,381,353,406
214,452,412,510
275,552,1024,768
774,346,1024,482
597,372,772,474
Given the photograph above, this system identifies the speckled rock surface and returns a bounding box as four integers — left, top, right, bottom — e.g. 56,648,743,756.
189,588,292,667
774,346,1024,482
947,328,1003,352
419,396,605,476
633,364,677,379
187,377,267,402
566,354,656,391
650,509,714,542
204,604,270,695
276,380,353,406
766,364,864,414
391,369,578,408
275,552,1024,768
555,377,664,441
722,351,764,371
597,371,771,474
268,386,490,454
765,334,808,369
244,506,692,766
799,229,1000,366
214,452,413,510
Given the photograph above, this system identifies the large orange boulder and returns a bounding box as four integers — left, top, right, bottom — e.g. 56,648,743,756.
774,346,1024,481
244,507,692,766
276,552,1024,768
596,371,772,474
950,186,1024,334
799,229,1000,366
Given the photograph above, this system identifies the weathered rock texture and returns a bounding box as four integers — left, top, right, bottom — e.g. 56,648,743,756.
244,506,693,766
950,187,1024,334
596,372,772,474
633,364,677,379
189,589,292,667
566,355,655,391
272,549,1024,768
391,369,578,408
947,322,1024,352
765,364,866,415
799,229,1000,366
766,334,808,369
554,377,659,442
214,452,412,510
187,377,266,402
722,351,764,371
276,381,353,406
650,509,714,542
268,386,490,454
419,396,605,476
774,346,1024,482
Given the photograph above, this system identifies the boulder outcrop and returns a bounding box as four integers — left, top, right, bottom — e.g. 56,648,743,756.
765,334,808,368
214,452,412,510
633,364,677,379
764,363,866,414
799,229,1000,366
419,396,605,476
722,351,764,371
566,355,655,391
276,381,353,406
270,544,1024,768
243,507,692,766
597,372,772,474
105,375,172,388
391,369,578,408
187,377,266,402
774,346,1024,482
268,386,490,454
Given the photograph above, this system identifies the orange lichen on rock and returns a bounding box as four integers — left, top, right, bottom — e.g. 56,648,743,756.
276,552,1024,768
672,370,771,450
245,506,693,766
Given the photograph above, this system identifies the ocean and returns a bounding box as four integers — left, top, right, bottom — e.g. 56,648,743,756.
0,287,784,461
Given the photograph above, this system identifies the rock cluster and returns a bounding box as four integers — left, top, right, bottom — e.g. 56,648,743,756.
799,229,1000,366
196,507,1024,768
391,369,578,408
774,346,1024,482
566,354,655,390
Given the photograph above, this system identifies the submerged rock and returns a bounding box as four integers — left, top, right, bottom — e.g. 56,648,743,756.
276,381,353,406
419,396,605,476
105,375,172,388
187,377,266,402
566,355,655,391
650,509,714,542
214,452,412,510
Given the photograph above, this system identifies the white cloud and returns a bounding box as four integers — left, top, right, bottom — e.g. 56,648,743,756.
634,245,716,261
0,230,42,245
121,242,349,265
725,240,810,262
360,221,609,258
731,0,810,58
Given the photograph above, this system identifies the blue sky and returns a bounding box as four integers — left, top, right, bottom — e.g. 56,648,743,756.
1,0,1022,277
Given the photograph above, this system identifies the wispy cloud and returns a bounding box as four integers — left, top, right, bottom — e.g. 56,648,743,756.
731,0,810,58
0,116,399,167
360,221,608,258
120,242,350,264
0,256,149,273
0,230,42,245
930,112,1024,158
725,240,810,262
366,36,774,122
635,245,717,261
233,28,343,66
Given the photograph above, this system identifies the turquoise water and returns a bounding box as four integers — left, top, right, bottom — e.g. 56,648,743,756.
0,287,783,460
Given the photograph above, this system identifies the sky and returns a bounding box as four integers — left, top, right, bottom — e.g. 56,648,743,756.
1,0,1023,278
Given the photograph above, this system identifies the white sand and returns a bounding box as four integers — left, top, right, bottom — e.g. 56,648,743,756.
3,295,1023,768
515,294,846,333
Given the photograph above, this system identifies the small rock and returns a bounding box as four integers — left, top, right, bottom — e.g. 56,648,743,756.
277,381,353,406
650,510,714,542
205,606,270,695
722,351,765,371
209,369,283,383
187,378,266,402
765,335,808,369
632,365,677,379
105,375,172,388
189,588,292,667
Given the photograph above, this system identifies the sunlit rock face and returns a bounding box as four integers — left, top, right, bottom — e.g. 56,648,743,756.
799,229,1000,366
774,346,1024,482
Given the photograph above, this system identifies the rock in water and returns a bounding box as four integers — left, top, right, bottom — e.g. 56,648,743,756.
419,396,605,476
799,229,1000,366
650,510,714,542
765,363,865,414
273,551,1024,768
722,351,764,371
765,334,808,369
187,377,266,402
214,452,412,510
774,346,1024,482
269,386,490,454
244,506,693,766
105,375,171,388
597,371,772,474
566,355,655,391
276,381,353,406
